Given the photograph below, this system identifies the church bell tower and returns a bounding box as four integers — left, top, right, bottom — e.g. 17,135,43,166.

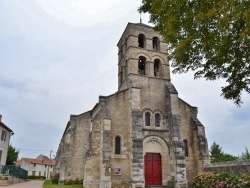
117,23,171,91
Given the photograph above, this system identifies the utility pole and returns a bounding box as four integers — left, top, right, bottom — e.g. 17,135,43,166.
46,150,53,179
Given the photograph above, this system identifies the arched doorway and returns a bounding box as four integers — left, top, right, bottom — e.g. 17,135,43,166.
143,136,170,186
144,153,162,185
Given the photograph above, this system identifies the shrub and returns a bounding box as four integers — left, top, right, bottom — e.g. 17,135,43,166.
51,173,59,184
64,178,83,185
27,175,46,179
193,172,250,188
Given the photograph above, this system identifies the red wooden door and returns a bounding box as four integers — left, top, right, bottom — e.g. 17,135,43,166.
144,153,162,185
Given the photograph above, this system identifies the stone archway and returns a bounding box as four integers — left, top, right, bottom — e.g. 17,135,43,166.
143,136,170,186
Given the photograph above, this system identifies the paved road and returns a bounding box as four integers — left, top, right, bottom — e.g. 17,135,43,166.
0,180,44,188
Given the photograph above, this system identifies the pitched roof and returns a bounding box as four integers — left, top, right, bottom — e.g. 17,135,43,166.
36,154,50,161
0,119,14,134
18,157,55,166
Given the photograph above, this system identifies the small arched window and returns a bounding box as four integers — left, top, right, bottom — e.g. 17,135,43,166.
183,140,188,157
155,113,161,127
152,37,160,51
138,34,146,48
154,59,160,77
138,56,146,75
145,112,151,126
115,136,121,155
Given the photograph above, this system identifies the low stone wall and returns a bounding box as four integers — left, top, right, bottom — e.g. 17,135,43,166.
0,176,26,186
204,160,250,175
8,176,27,184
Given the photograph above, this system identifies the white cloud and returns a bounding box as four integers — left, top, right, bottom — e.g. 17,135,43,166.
34,0,142,27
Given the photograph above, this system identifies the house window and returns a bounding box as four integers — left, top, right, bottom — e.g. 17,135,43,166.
1,130,7,142
183,140,188,157
39,171,41,176
33,164,36,167
152,37,160,51
155,113,161,127
138,56,146,75
32,171,36,176
138,34,146,48
0,150,2,163
145,112,151,126
44,171,46,177
154,59,160,77
115,136,121,155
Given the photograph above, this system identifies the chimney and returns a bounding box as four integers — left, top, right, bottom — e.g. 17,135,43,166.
0,114,2,122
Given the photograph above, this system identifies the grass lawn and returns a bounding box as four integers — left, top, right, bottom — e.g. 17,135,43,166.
43,180,83,188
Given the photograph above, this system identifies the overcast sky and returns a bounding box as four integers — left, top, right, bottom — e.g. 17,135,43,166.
0,0,249,160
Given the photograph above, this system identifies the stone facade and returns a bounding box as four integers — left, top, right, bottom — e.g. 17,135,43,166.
54,23,210,188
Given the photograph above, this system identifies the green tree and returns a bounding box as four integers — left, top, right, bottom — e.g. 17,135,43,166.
222,153,238,162
209,141,238,163
6,144,19,165
140,0,250,105
210,141,224,163
241,147,250,159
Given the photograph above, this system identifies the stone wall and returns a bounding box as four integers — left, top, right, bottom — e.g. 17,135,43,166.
204,160,250,175
0,176,26,186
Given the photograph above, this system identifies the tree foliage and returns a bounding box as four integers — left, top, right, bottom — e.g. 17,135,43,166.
6,144,19,165
209,141,238,163
140,0,250,105
241,147,250,160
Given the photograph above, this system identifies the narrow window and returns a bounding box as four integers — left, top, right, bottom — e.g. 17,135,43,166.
154,59,160,77
1,131,3,141
1,130,6,142
118,48,122,61
115,136,121,155
32,171,36,176
183,140,188,157
155,113,161,127
138,34,146,48
0,150,2,163
152,37,160,51
124,60,128,78
138,56,146,75
125,37,128,51
120,67,123,84
145,112,151,126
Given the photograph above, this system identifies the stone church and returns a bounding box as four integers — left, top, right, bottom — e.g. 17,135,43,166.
54,22,210,188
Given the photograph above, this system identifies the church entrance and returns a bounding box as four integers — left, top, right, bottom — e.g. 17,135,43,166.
144,153,162,186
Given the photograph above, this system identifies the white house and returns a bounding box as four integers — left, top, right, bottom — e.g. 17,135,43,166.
0,115,14,165
16,155,54,179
